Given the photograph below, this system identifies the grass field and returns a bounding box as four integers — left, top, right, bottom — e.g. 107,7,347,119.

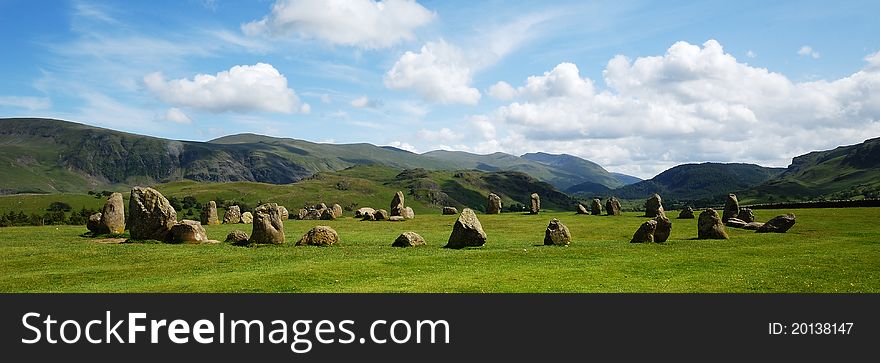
0,208,877,292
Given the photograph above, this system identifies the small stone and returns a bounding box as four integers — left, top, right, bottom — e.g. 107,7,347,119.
442,206,459,215
296,226,339,247
225,230,250,245
756,214,796,233
240,211,253,224
392,232,426,247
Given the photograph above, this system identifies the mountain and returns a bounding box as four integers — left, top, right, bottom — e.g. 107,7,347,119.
520,152,624,189
0,118,615,194
610,163,786,203
743,137,880,202
611,172,642,185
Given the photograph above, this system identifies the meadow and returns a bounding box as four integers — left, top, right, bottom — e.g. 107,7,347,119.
0,208,877,293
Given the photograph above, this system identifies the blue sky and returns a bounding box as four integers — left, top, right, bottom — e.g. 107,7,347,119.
1,0,879,178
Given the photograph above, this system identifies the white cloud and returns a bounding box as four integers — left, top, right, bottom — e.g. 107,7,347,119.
470,40,880,178
162,107,192,124
387,141,419,153
350,95,381,108
417,127,463,143
242,0,435,49
144,63,302,113
300,103,311,114
746,50,756,58
0,96,51,110
488,81,517,101
384,40,481,104
798,45,820,59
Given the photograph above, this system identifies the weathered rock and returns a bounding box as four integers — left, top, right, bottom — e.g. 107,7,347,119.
297,208,308,220
403,207,415,219
529,193,541,214
487,193,502,214
725,218,748,228
445,208,487,249
653,215,672,243
320,208,336,220
742,222,765,230
314,203,328,211
544,218,571,246
332,204,343,218
355,207,375,218
443,206,459,215
361,211,376,221
223,206,241,224
697,208,728,239
390,191,405,216
722,194,739,222
250,203,285,244
225,230,250,245
128,187,177,241
168,220,208,244
590,198,602,215
296,226,339,247
240,211,253,224
678,207,695,219
576,204,589,214
201,201,220,225
279,206,290,220
87,212,103,234
631,219,658,243
756,214,796,233
388,216,405,222
392,232,426,247
644,193,664,217
100,192,125,234
374,209,389,221
303,209,323,220
738,208,755,223
606,197,622,216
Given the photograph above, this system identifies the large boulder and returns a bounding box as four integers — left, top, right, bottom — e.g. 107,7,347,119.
296,226,339,247
355,207,375,218
303,209,323,220
590,199,603,215
168,220,208,244
653,215,672,243
87,212,103,234
543,218,571,246
332,204,343,218
250,203,285,244
392,232,426,247
443,206,459,215
725,218,748,228
314,203,328,211
630,220,658,243
374,209,389,221
223,206,241,224
279,206,290,221
240,211,253,224
738,208,755,223
644,193,664,217
487,193,502,214
722,194,739,222
606,197,622,216
403,207,415,219
529,193,541,214
756,214,796,233
201,201,220,225
320,208,336,220
678,207,695,219
697,208,729,239
225,230,249,245
445,208,488,249
576,204,589,214
128,187,177,241
390,191,405,216
100,192,125,234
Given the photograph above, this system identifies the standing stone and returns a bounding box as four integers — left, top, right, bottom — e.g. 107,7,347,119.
678,207,695,219
697,208,729,239
403,207,415,219
590,198,603,215
223,206,242,224
631,220,658,243
87,212,103,234
332,204,343,218
240,211,253,224
606,197,622,216
361,211,376,221
392,232,426,247
577,204,589,214
544,219,571,246
529,193,540,214
315,203,328,211
443,206,459,215
388,216,405,222
296,226,339,246
201,201,220,225
279,206,290,220
320,208,336,220
302,208,322,220
100,192,125,234
487,193,502,214
390,191,405,217
756,214,796,233
168,220,208,244
722,194,739,222
355,207,375,218
445,208,488,249
743,222,765,230
738,208,755,223
653,215,672,243
644,193,664,217
374,209,389,221
297,208,308,220
128,187,177,241
225,230,249,245
250,203,285,244
725,218,748,228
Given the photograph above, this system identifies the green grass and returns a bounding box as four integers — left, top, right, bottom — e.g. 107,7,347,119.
0,208,878,292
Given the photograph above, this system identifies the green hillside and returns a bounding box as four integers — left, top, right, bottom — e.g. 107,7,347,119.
520,152,624,189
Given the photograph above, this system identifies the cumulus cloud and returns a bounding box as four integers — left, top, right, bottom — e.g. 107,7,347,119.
144,63,302,113
384,40,481,104
242,0,435,49
162,107,192,124
798,45,820,59
472,40,880,178
488,81,517,101
417,127,463,143
350,95,381,108
387,141,419,153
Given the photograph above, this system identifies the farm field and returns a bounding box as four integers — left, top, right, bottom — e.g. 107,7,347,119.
0,208,877,293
